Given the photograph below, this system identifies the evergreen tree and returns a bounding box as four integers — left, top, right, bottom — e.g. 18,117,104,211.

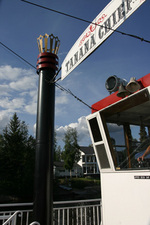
0,113,35,200
62,127,80,176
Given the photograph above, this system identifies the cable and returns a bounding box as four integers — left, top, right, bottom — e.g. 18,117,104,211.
116,31,150,44
21,0,150,44
52,67,62,83
0,41,36,69
0,40,60,81
0,40,95,111
55,83,96,111
21,0,93,24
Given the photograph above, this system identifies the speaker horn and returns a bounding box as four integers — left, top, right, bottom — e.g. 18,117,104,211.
105,75,127,94
117,84,130,98
126,77,140,93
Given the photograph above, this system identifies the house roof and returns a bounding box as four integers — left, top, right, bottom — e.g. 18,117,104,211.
80,146,94,154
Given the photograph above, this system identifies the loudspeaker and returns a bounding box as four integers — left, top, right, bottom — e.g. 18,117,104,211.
105,75,127,94
117,84,130,98
126,77,140,93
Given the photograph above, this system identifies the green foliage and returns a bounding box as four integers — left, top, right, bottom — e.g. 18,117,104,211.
54,131,62,162
0,113,35,201
62,127,80,171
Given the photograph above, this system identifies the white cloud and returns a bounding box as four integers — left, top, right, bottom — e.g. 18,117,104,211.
0,65,37,116
56,116,91,146
9,76,36,91
0,97,25,110
0,65,21,80
33,116,91,147
0,65,92,144
0,84,10,96
23,90,37,115
56,94,68,105
0,65,36,90
0,111,11,133
25,102,37,115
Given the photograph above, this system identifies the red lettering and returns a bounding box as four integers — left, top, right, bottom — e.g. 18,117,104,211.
78,13,107,47
86,31,91,38
90,24,96,32
97,17,102,25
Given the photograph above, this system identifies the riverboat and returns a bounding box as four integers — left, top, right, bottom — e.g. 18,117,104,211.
86,73,150,225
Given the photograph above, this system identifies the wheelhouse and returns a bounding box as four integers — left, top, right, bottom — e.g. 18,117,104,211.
86,73,150,225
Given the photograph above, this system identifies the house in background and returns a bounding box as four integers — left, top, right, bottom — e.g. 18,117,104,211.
77,146,99,177
54,146,99,178
54,161,82,178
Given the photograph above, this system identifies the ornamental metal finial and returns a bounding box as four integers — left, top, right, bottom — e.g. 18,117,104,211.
37,33,60,55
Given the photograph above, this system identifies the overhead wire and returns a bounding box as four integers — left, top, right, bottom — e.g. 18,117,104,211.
0,41,36,69
0,41,95,111
55,83,96,111
1,0,149,112
21,0,150,44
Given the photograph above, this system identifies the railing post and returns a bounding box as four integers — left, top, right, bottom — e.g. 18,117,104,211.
0,199,101,225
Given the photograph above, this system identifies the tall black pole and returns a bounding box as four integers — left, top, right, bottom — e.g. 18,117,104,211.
34,45,59,225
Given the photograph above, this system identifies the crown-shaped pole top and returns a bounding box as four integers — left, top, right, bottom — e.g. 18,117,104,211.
37,33,60,55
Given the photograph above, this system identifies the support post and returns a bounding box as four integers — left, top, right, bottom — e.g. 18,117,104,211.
33,34,60,225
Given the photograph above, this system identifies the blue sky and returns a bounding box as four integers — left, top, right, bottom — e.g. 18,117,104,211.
0,0,150,148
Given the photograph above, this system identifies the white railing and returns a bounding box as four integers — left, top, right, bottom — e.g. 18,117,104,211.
0,203,33,225
2,211,22,225
53,199,101,225
0,199,101,225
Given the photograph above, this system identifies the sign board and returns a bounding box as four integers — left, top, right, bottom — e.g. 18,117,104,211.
61,0,146,80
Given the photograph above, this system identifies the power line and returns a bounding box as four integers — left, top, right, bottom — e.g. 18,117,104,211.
0,41,95,111
2,0,149,111
21,0,94,24
55,83,96,111
0,41,36,69
21,0,150,44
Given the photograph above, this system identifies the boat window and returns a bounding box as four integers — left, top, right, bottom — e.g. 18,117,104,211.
89,117,102,143
106,122,150,170
96,144,110,169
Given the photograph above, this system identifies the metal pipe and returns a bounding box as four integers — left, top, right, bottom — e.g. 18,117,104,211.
33,34,60,225
34,34,60,225
34,67,55,225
